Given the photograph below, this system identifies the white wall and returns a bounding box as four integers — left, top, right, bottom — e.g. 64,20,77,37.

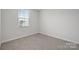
1,9,79,44
40,9,79,43
1,9,39,42
0,9,1,46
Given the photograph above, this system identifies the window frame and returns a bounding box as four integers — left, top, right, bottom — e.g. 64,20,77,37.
18,9,30,27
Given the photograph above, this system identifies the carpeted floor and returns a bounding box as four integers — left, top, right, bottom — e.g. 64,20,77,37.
1,33,79,50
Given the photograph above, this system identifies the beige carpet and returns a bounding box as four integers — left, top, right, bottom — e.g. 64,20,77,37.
1,33,79,50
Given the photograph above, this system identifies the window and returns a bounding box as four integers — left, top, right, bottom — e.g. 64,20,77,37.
18,9,29,27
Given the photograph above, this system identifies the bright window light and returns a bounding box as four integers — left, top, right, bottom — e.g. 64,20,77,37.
18,9,29,27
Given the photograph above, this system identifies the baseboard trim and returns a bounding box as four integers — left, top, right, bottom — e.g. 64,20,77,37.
2,33,38,43
2,32,79,44
40,32,79,44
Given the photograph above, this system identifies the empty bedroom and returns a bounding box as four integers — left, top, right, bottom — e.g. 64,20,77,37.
0,9,79,50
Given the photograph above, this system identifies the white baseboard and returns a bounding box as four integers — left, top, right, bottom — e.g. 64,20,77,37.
2,33,38,43
40,32,79,44
2,32,79,44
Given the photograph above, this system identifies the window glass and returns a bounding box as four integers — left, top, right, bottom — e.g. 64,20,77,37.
18,9,29,27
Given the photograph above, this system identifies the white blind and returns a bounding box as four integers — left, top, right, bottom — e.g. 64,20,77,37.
18,9,29,27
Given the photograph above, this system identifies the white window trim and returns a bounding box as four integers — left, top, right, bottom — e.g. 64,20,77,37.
18,9,30,27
